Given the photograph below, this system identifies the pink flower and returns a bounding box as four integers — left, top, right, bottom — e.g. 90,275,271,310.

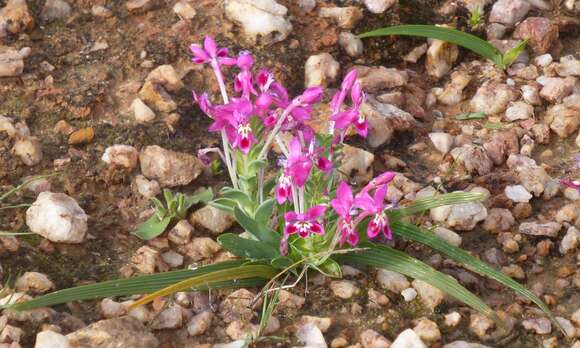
331,182,359,246
275,173,292,204
354,185,392,240
361,171,396,194
561,179,580,193
286,137,312,187
236,50,254,70
195,96,255,154
190,36,236,66
330,70,367,138
307,141,333,174
284,205,326,238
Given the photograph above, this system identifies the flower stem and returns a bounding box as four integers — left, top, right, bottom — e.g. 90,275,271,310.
211,60,238,189
259,104,296,160
298,187,305,214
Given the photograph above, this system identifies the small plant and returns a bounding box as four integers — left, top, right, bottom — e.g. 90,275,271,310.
1,174,58,236
358,24,528,69
133,188,213,240
8,37,563,336
468,7,484,30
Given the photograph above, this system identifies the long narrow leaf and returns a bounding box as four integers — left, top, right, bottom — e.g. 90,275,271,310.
234,206,280,246
129,264,277,308
218,233,280,260
337,243,495,317
358,25,505,68
390,220,562,332
388,192,484,219
7,261,265,311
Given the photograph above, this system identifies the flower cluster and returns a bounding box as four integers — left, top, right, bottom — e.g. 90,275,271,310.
191,36,396,255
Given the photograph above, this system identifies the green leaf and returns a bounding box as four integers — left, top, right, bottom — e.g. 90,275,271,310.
390,221,562,331
218,233,280,260
358,25,505,68
271,257,294,270
150,197,167,218
129,264,277,308
502,39,528,66
454,111,486,120
209,198,236,213
0,231,35,236
234,206,280,246
314,259,342,278
255,198,276,223
132,215,172,240
263,177,277,196
220,188,253,208
388,192,484,219
337,243,495,317
484,122,506,130
248,159,267,172
6,260,265,311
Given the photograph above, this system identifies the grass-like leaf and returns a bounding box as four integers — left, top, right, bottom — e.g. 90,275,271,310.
218,233,280,260
337,243,495,317
129,264,277,308
388,192,484,219
502,39,528,66
455,111,486,120
390,221,563,333
358,25,505,68
6,261,267,311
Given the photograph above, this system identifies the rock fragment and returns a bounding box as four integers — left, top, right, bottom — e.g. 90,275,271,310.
489,0,530,25
41,0,71,21
304,53,340,87
102,145,139,169
225,0,292,45
66,317,159,348
318,6,363,29
513,17,558,54
26,192,87,243
0,0,34,38
139,145,203,187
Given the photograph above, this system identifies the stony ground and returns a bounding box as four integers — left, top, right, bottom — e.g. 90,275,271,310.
0,0,579,347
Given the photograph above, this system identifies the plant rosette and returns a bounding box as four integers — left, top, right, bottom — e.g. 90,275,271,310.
7,36,565,337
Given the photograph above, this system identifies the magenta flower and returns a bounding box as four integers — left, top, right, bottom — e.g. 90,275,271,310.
286,137,312,187
331,182,358,246
284,205,326,238
330,70,367,138
354,185,392,240
362,171,396,194
307,141,333,174
236,50,254,70
194,95,255,154
275,173,292,204
561,179,580,193
190,36,236,66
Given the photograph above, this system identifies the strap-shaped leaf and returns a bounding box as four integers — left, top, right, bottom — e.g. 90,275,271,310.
220,188,253,208
358,25,505,68
255,198,276,223
388,192,484,219
129,264,277,308
390,220,562,332
184,187,213,210
234,206,280,246
337,243,495,317
209,198,236,213
132,216,172,240
218,233,280,260
6,261,264,311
